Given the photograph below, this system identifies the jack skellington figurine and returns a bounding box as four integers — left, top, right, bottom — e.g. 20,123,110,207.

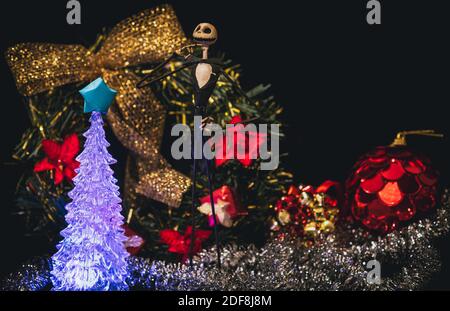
137,23,251,268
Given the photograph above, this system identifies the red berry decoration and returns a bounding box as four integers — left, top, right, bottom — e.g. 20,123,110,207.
346,130,442,234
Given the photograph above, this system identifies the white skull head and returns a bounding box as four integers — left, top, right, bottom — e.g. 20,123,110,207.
193,23,218,46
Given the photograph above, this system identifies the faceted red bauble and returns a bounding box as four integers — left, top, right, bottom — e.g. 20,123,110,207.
345,146,439,233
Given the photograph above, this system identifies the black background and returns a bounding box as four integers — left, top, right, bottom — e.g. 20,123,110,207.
0,0,449,289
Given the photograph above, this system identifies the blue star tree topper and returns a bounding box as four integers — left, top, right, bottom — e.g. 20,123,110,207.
79,77,117,113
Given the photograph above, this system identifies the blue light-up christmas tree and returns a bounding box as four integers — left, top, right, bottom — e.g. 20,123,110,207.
51,78,129,291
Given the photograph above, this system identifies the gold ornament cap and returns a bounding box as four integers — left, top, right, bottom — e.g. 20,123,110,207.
390,130,444,147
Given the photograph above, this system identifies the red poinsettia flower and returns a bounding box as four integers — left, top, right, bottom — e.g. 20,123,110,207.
160,226,211,262
34,134,80,185
214,115,266,167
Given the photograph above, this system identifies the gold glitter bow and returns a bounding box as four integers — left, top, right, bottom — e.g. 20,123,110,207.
5,5,191,209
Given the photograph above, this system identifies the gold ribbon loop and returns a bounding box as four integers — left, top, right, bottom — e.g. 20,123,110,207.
6,43,95,96
5,5,191,208
97,5,187,68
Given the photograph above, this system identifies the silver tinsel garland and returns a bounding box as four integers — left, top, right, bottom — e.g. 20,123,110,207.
2,190,449,291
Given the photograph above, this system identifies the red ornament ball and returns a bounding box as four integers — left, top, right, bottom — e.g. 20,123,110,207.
346,145,439,233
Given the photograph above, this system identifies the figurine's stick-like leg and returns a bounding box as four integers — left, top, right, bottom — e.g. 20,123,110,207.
188,114,221,269
188,158,197,267
205,158,221,270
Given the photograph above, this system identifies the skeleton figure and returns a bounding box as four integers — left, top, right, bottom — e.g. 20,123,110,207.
138,23,251,268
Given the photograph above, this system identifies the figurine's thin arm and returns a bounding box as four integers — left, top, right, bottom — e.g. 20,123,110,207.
150,52,179,74
137,60,200,88
220,69,253,104
138,44,202,86
178,44,203,59
136,52,178,88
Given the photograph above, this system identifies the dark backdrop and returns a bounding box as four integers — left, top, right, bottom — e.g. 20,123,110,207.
0,0,449,288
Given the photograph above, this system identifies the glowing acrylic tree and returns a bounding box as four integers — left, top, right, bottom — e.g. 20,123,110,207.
51,78,129,291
